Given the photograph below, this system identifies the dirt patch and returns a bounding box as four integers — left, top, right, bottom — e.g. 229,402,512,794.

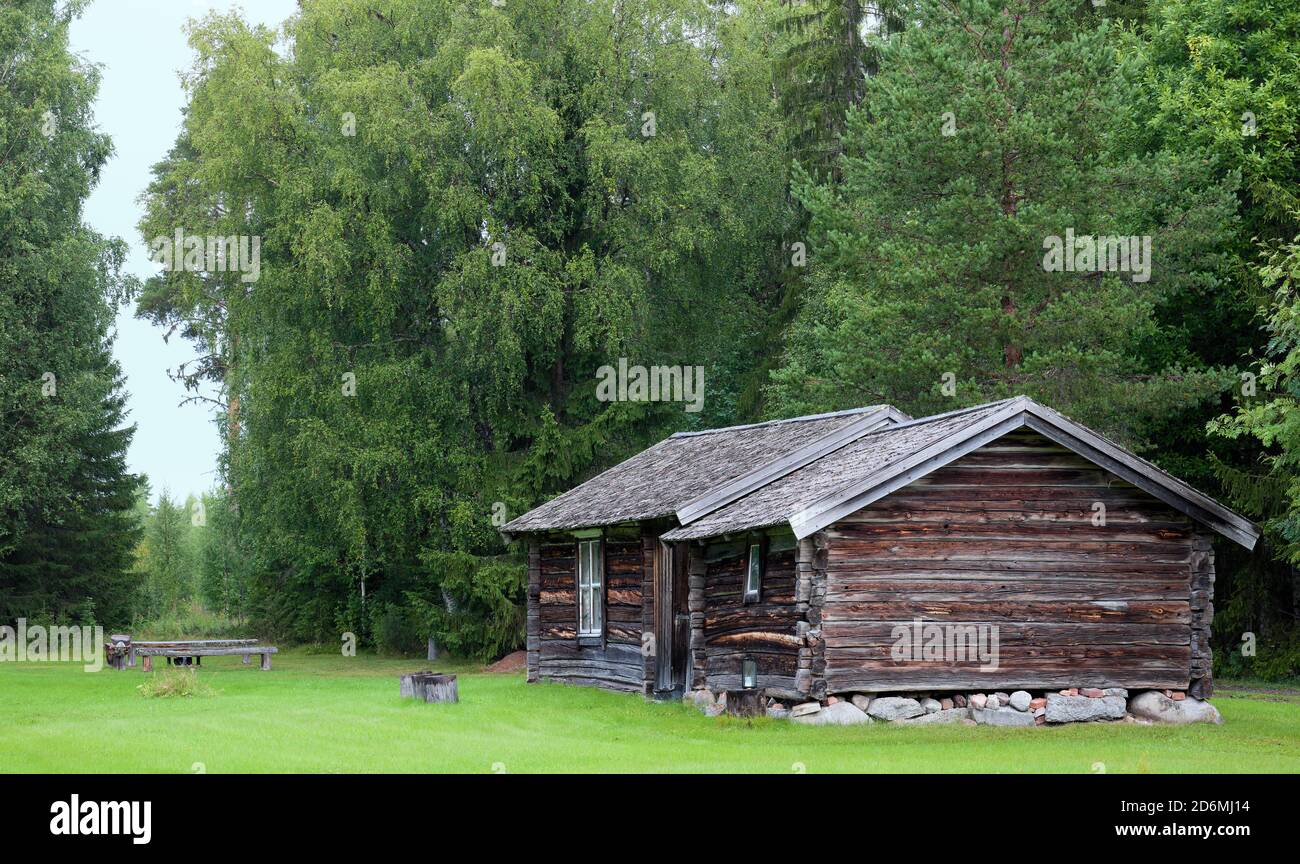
484,650,527,673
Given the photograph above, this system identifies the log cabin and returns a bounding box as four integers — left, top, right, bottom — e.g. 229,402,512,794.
502,396,1258,705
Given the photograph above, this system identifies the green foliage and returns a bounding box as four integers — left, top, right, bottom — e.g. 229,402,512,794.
408,551,526,662
195,490,253,620
1212,238,1300,559
0,0,141,628
1215,628,1300,683
368,602,424,656
775,1,908,179
768,0,1236,447
106,0,1298,665
134,492,196,617
131,601,245,641
137,0,793,653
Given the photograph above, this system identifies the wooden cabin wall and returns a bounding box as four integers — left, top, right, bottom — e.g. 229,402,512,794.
700,531,803,698
530,528,651,693
820,429,1203,695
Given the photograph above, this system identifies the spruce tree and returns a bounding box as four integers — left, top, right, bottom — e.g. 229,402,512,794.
0,0,141,626
769,0,1238,447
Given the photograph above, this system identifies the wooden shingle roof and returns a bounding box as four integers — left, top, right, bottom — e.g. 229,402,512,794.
500,405,902,535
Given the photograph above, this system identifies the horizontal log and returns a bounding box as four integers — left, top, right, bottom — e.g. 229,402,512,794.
826,644,1190,663
538,674,645,694
134,646,278,657
822,621,1189,647
129,639,257,648
827,522,1191,543
540,640,645,663
822,600,1191,624
827,539,1191,561
538,660,645,680
708,631,803,649
907,467,1128,487
826,579,1189,602
825,670,1191,693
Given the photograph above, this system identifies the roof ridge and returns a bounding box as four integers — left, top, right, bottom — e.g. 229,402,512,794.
848,396,1019,438
675,405,904,525
669,404,898,438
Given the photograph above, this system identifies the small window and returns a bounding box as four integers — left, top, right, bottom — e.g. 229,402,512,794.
741,658,757,689
577,539,604,638
744,543,762,603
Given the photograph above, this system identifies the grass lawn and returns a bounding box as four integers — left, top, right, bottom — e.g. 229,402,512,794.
3,651,1299,773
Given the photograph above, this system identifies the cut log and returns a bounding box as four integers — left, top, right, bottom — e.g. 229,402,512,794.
399,671,458,703
422,674,458,703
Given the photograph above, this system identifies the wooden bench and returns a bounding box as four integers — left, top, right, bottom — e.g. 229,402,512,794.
124,639,278,671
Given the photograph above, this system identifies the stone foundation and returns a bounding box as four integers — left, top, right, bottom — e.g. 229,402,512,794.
685,686,1223,726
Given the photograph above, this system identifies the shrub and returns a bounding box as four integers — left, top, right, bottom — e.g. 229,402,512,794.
137,667,215,698
369,602,424,656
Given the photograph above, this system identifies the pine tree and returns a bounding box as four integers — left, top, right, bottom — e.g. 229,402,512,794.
768,0,1238,446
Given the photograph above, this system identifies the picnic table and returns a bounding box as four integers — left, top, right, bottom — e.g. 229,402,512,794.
106,637,279,671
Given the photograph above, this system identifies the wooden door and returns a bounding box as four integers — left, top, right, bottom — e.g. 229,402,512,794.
655,540,689,693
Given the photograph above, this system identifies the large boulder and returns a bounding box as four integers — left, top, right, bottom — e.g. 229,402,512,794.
793,701,873,726
971,706,1036,727
867,696,925,721
898,707,971,725
1045,693,1126,723
1129,691,1223,725
685,689,714,710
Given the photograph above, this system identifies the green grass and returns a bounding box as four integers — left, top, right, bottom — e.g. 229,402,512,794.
4,652,1299,773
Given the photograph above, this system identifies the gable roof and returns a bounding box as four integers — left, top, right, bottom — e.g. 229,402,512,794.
661,396,1259,549
661,399,1014,540
500,404,905,535
505,395,1260,551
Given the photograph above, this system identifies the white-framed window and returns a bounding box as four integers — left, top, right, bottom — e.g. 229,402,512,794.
744,542,762,603
741,657,757,689
577,539,604,638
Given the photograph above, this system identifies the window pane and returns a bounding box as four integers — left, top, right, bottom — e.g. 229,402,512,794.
747,545,761,595
577,540,602,636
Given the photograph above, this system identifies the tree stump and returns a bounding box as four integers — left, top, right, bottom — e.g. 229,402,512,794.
725,688,764,718
399,671,458,703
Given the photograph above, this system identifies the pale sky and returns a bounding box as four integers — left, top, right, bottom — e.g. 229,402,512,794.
69,0,299,504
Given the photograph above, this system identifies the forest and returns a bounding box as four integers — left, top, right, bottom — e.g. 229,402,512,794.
2,0,1299,678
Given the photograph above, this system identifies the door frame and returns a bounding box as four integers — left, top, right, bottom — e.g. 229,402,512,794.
654,539,689,694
